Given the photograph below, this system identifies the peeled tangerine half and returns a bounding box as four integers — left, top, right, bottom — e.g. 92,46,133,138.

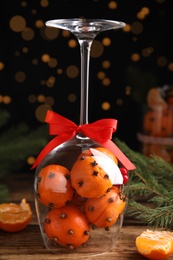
136,229,173,260
0,198,32,232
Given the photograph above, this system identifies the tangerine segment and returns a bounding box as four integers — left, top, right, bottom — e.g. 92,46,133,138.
70,154,112,198
44,205,90,249
36,164,74,209
136,229,173,260
0,198,32,232
84,186,126,228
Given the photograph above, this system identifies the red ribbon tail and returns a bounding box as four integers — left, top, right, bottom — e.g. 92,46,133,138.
101,139,136,171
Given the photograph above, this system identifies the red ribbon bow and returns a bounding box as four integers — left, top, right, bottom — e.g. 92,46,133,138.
31,110,136,170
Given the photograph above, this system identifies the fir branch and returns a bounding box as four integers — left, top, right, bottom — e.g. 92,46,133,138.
126,200,173,229
114,138,173,230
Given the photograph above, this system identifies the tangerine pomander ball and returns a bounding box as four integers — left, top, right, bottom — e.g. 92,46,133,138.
44,205,90,249
36,164,74,209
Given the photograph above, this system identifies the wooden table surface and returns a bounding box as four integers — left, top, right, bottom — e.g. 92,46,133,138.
1,173,173,260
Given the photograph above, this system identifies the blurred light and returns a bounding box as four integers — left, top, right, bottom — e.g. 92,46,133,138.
102,78,111,86
131,53,140,62
48,58,58,68
28,94,37,103
15,71,26,82
37,94,46,103
45,96,55,106
21,27,35,41
116,98,123,105
0,62,4,70
68,39,78,48
123,24,131,32
44,27,59,40
40,0,49,7
3,96,12,104
9,15,26,32
91,40,104,58
102,37,111,46
68,93,77,102
66,65,79,78
27,156,35,165
125,86,131,95
101,102,111,110
97,71,106,80
35,104,52,122
102,60,111,69
42,54,51,63
35,20,44,28
108,1,117,10
157,56,168,67
168,62,173,71
131,21,143,35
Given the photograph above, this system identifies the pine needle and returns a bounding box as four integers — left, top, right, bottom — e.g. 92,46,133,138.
114,137,173,230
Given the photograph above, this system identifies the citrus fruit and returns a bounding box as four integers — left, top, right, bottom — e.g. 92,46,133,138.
136,229,173,260
36,164,74,209
70,152,113,198
44,204,90,249
0,198,32,232
84,185,126,228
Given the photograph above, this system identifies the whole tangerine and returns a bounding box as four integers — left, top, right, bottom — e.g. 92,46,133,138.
70,154,112,198
84,186,126,228
36,164,74,209
44,204,90,249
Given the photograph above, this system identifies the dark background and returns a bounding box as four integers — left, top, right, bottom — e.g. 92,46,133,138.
0,0,173,152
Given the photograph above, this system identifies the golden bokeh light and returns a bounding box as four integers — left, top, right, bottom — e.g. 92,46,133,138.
102,37,111,47
44,27,59,40
66,65,79,78
37,94,46,103
15,71,26,82
91,40,104,58
102,60,111,69
0,62,4,70
131,53,140,62
168,62,173,71
35,104,52,122
116,98,123,105
108,1,117,9
21,27,35,41
131,21,143,35
48,58,58,68
101,101,111,110
9,15,26,32
97,71,106,80
102,78,111,86
68,93,77,102
42,54,51,63
2,96,12,104
157,56,168,67
68,39,78,48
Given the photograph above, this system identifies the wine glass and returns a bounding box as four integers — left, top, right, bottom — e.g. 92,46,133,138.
34,18,131,258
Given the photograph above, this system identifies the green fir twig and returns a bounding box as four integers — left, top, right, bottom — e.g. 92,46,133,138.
114,137,173,230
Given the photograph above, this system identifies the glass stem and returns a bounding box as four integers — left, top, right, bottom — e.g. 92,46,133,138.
78,39,93,125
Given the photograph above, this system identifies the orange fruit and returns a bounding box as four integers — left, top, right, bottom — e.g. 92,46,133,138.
94,147,118,165
136,229,173,260
36,164,74,209
0,198,32,232
70,153,112,198
44,204,90,249
84,186,126,228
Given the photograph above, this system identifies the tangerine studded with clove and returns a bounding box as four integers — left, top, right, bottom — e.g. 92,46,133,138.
36,164,74,209
136,229,173,260
84,185,126,228
70,152,113,198
44,204,90,249
0,198,32,232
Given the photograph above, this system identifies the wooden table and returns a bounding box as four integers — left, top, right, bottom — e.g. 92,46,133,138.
1,173,173,260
